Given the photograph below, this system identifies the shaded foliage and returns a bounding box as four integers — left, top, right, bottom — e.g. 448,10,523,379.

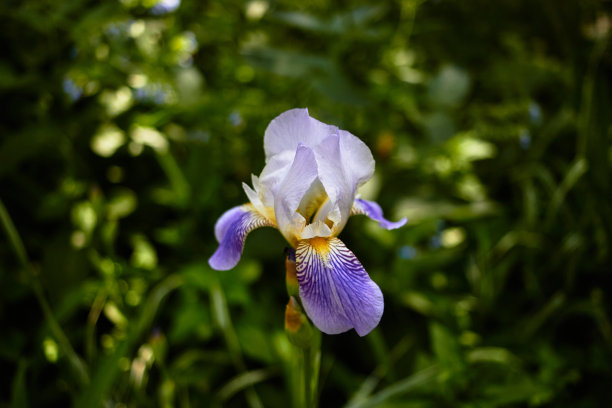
1,0,611,407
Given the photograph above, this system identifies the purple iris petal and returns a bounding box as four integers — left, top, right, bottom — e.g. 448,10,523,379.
214,206,244,242
352,198,407,230
296,237,383,336
209,205,273,270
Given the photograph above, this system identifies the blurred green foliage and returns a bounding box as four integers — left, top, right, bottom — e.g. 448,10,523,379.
1,0,611,407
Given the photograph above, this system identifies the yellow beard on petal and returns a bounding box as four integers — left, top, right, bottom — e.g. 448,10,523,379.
309,237,331,258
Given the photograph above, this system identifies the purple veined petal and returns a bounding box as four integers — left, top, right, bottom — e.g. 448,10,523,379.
214,206,244,243
296,237,384,336
264,108,336,159
351,198,407,230
209,204,275,271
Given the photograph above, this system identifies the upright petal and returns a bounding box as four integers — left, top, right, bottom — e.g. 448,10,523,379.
312,134,353,234
297,178,328,222
351,198,407,230
264,108,335,159
258,150,296,205
296,237,383,336
275,144,319,245
311,130,376,235
338,129,375,189
243,177,276,222
209,205,275,271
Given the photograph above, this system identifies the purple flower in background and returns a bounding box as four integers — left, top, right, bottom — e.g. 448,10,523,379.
62,78,82,101
209,109,406,336
151,0,180,15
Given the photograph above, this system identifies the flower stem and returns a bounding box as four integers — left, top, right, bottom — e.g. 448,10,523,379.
302,328,321,408
304,346,313,408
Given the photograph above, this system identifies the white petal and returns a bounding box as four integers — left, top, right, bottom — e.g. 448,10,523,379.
301,220,333,239
314,201,341,231
297,178,328,222
312,134,353,234
258,150,295,205
338,129,375,188
264,108,335,159
274,144,319,245
242,181,261,208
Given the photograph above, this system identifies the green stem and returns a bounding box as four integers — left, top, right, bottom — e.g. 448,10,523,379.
304,346,312,408
303,329,321,408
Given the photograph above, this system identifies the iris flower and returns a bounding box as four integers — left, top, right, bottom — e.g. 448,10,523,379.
209,109,406,336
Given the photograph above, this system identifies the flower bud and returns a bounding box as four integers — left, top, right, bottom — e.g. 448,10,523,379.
285,248,299,297
285,296,313,348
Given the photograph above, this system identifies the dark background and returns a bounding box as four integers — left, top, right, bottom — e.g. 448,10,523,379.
1,0,611,406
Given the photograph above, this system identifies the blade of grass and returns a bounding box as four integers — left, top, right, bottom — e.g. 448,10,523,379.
520,292,566,341
85,288,107,363
75,273,184,408
0,197,28,266
211,277,264,408
10,359,28,408
214,367,280,406
156,150,191,208
345,365,439,408
0,197,90,385
544,158,588,229
346,334,414,408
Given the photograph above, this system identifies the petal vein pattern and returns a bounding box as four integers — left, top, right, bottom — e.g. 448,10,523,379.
209,204,275,271
296,237,383,336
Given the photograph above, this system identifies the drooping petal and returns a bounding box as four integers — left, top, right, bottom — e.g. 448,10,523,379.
214,205,243,243
264,108,336,159
274,144,319,245
209,205,275,271
296,237,384,336
351,198,407,230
